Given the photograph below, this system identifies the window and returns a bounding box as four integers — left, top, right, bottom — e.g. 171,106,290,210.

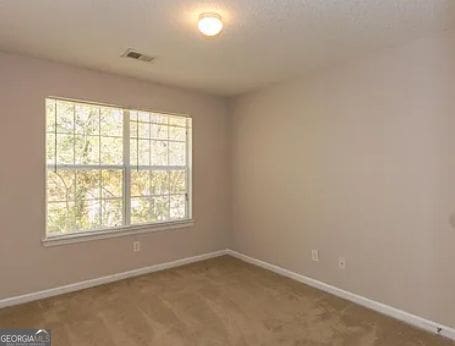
45,98,192,239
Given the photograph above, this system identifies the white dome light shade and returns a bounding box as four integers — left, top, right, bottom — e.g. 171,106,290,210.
198,13,223,36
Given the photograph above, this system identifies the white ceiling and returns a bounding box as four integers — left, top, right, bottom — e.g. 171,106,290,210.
0,0,454,96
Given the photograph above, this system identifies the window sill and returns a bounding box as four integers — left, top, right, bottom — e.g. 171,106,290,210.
42,219,195,247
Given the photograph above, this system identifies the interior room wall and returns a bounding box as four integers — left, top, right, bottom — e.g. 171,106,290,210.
229,31,455,328
1,28,454,331
0,51,230,298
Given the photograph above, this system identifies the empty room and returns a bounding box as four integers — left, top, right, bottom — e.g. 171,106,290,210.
0,1,454,345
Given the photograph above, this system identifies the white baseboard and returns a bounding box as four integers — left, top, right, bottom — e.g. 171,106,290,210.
0,249,228,309
2,248,454,341
226,249,455,341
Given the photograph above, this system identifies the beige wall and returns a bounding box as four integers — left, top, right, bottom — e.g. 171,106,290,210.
1,30,455,329
0,52,230,298
229,32,455,328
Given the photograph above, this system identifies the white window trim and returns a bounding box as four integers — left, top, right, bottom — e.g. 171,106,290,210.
43,97,193,246
42,219,195,247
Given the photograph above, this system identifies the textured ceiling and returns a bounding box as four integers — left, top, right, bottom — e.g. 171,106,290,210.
0,0,454,96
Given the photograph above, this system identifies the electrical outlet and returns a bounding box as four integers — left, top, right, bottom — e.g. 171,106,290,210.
133,241,141,252
311,249,319,262
338,257,346,270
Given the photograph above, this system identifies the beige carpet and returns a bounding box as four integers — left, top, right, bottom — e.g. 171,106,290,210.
0,255,453,345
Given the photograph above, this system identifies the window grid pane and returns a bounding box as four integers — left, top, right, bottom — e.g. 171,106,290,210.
46,98,191,236
129,110,187,225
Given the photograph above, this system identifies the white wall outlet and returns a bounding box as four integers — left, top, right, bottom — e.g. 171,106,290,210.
338,257,346,270
311,249,319,262
133,241,141,252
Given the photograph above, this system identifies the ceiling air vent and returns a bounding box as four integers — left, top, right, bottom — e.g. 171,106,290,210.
121,49,155,63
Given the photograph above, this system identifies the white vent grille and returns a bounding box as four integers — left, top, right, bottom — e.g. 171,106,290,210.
121,49,154,62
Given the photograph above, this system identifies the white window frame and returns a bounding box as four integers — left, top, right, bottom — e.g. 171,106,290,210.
43,97,193,247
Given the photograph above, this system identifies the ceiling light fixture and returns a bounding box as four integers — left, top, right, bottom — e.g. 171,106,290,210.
198,13,223,36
